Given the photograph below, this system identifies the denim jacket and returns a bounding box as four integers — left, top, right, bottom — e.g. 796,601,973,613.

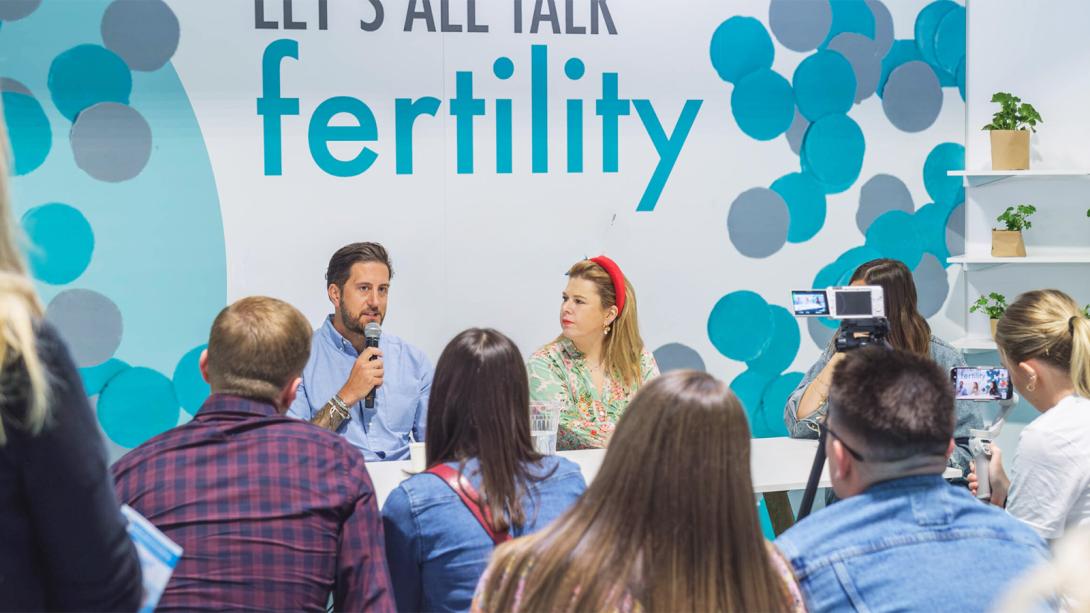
783,335,983,473
381,456,586,612
776,475,1048,613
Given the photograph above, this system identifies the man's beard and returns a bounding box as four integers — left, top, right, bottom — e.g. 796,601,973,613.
340,307,382,336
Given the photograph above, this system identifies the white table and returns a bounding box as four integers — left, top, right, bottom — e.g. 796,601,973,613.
366,437,962,534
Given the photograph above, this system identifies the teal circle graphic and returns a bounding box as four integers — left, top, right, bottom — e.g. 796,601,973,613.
730,368,774,417
564,58,585,80
47,44,132,120
3,91,51,176
493,56,514,79
21,203,94,285
80,358,130,396
821,0,875,48
865,210,924,269
771,172,826,243
709,16,774,84
746,306,801,377
913,202,953,263
708,291,774,361
98,366,180,448
801,114,865,194
878,40,923,98
924,142,965,207
934,4,966,75
173,344,210,415
914,1,958,72
758,371,804,438
793,50,857,122
835,245,884,281
731,69,794,141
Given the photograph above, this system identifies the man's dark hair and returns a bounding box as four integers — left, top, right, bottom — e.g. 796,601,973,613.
829,346,955,462
325,242,393,288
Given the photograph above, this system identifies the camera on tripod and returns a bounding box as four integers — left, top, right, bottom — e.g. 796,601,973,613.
791,286,890,351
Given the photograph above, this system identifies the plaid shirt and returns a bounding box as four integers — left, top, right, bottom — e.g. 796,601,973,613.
112,394,395,612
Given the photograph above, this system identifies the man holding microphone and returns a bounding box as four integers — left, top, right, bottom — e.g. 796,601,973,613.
289,242,433,461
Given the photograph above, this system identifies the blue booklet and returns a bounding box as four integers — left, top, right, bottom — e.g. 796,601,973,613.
120,505,183,613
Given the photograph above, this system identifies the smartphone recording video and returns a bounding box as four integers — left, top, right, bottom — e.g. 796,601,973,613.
951,367,1012,401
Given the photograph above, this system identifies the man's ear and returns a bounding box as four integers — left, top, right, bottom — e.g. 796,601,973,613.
944,438,955,461
198,349,210,384
327,283,340,309
278,377,302,414
829,438,852,480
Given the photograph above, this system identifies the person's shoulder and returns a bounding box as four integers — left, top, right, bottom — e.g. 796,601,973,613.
529,340,564,362
928,335,965,364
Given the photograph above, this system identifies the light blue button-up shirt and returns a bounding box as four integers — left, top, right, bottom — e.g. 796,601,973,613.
288,316,432,461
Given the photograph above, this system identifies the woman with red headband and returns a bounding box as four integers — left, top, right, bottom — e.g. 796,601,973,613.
527,256,659,450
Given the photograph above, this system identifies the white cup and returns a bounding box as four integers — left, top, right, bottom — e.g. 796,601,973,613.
409,441,427,473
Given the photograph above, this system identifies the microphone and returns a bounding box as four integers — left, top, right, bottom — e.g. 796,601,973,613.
364,322,381,409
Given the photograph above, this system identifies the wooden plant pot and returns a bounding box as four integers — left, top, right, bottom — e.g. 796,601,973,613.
989,130,1030,170
990,318,999,339
992,229,1026,257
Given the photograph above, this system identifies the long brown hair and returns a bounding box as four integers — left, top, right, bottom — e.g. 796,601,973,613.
565,259,645,389
479,370,792,612
996,289,1090,398
426,328,546,533
851,258,931,356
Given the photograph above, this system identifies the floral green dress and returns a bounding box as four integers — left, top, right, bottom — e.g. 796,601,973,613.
527,338,659,450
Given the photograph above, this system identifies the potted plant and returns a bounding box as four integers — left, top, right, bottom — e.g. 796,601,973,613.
970,292,1008,338
982,92,1042,170
992,204,1035,257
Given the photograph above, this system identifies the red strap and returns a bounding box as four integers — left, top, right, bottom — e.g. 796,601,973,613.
426,464,511,545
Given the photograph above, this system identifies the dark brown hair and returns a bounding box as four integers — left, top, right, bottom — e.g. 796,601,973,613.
206,297,313,402
830,346,955,461
425,328,546,533
850,258,931,356
325,242,393,289
479,370,792,612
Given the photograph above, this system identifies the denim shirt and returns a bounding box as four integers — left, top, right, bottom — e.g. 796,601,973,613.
381,456,586,613
288,316,433,461
776,475,1048,613
783,335,983,473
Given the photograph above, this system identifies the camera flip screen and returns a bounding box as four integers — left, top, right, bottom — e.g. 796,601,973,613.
791,291,829,316
835,291,873,316
952,367,1013,401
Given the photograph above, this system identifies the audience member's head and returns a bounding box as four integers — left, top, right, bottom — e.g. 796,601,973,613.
325,242,392,332
996,289,1090,409
850,258,931,355
480,370,794,612
826,346,955,498
425,327,541,533
563,258,643,387
201,296,312,411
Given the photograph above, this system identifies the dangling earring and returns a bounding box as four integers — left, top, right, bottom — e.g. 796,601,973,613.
603,325,611,336
1027,376,1037,393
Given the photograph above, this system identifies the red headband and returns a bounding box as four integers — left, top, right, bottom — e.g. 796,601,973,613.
589,255,626,314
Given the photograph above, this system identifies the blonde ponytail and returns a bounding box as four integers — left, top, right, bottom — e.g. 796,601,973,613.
996,289,1089,399
1070,315,1090,399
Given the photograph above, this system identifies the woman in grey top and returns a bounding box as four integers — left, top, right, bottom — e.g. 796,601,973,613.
783,259,983,473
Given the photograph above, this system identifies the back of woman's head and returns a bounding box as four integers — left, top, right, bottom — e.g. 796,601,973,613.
851,258,931,355
485,370,790,612
425,328,541,531
0,101,49,445
996,289,1090,398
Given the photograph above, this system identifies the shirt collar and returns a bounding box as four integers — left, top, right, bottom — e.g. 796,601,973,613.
558,337,584,361
195,393,281,418
322,315,361,357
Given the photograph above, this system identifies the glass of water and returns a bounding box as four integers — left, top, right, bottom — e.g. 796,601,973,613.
529,401,563,455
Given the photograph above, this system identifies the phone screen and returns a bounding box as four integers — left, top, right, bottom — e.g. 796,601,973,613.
791,291,829,316
951,367,1013,401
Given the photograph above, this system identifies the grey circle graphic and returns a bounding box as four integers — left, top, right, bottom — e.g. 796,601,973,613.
70,102,152,182
882,61,943,133
865,0,895,58
857,174,914,233
808,318,836,351
728,188,790,259
769,0,832,53
912,254,949,318
785,108,809,155
45,289,123,367
0,78,31,95
101,0,180,71
653,343,707,373
946,202,966,257
828,33,881,103
0,0,41,21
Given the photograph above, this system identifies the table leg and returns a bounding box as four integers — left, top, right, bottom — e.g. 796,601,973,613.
764,490,795,536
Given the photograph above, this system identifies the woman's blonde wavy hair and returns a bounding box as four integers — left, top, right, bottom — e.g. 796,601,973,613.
0,99,49,445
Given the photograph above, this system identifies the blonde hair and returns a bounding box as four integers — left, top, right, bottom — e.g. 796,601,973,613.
565,259,645,389
206,296,313,402
995,289,1090,398
0,97,50,446
997,526,1090,613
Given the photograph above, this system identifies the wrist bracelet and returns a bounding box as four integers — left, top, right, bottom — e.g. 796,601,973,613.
331,394,351,412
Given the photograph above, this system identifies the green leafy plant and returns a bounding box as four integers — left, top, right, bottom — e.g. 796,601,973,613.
997,204,1037,231
1083,304,1089,319
970,293,1008,320
982,92,1043,132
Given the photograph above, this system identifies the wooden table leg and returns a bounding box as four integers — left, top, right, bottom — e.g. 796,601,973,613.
764,490,795,536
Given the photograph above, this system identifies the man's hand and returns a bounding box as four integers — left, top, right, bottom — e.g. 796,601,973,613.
968,443,1010,506
338,347,383,406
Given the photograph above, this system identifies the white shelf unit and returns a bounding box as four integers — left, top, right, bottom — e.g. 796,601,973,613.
949,336,997,352
947,169,1090,186
947,253,1090,267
